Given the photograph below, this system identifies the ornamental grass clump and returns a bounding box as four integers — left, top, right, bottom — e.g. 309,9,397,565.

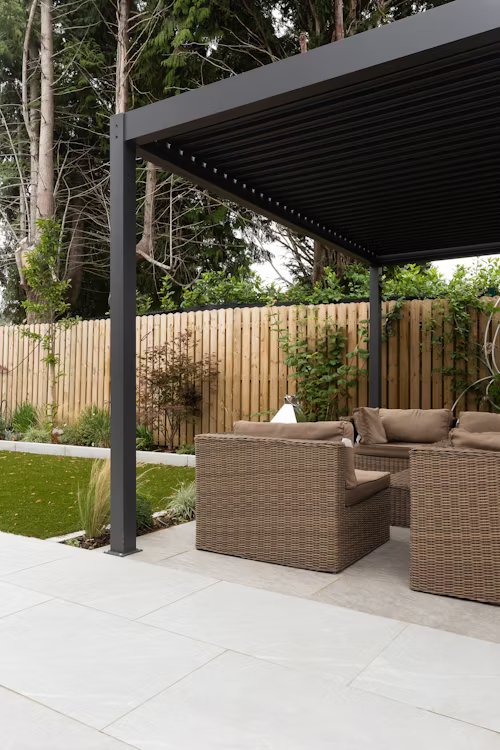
166,480,196,522
77,459,110,539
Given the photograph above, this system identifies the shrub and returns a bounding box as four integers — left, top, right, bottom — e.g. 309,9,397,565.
138,331,218,451
77,407,111,448
22,427,51,443
176,442,195,455
59,425,82,445
136,493,154,532
12,402,40,433
276,315,366,421
136,424,155,452
167,480,196,522
77,459,110,539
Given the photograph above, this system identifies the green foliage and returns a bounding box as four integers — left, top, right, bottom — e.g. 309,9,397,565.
136,424,156,452
382,265,447,300
75,407,111,448
20,220,79,427
176,442,195,454
12,402,40,433
22,427,51,444
136,493,154,532
167,480,196,522
276,315,367,421
22,220,72,323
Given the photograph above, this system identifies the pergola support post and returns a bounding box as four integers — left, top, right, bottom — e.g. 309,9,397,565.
369,264,381,408
108,114,138,556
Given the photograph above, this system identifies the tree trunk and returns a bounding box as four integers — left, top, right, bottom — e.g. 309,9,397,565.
65,199,85,307
334,0,344,41
115,0,130,114
136,162,157,260
312,240,325,284
37,0,54,224
29,40,40,239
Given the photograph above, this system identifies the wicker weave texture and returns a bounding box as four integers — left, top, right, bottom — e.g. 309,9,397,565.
354,453,409,474
390,469,411,527
195,433,390,573
410,447,500,605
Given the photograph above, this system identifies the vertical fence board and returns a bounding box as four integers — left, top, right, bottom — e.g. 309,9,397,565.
232,308,242,427
241,308,251,421
224,308,233,432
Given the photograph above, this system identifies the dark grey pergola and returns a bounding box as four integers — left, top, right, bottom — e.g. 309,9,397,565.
109,0,500,555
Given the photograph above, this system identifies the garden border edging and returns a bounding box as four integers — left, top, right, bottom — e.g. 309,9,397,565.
0,440,196,467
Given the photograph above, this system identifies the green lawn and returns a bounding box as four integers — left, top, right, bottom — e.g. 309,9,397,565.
0,451,195,539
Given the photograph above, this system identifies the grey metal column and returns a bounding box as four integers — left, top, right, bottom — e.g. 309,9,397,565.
109,114,138,556
369,264,381,408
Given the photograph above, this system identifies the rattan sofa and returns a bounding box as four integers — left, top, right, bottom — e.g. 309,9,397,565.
410,446,500,605
195,433,390,573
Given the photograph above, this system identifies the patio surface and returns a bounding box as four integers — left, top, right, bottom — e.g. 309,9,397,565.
0,527,499,748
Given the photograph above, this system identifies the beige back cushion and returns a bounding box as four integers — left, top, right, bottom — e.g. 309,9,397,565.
379,408,452,443
233,420,357,489
459,411,500,433
451,428,500,452
353,407,387,445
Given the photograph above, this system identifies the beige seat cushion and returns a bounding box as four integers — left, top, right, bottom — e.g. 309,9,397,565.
451,428,500,452
379,408,452,443
354,442,430,459
459,411,500,433
346,469,390,507
233,420,357,488
353,407,387,444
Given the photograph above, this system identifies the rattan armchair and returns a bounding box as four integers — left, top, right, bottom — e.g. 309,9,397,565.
410,446,500,605
195,433,390,573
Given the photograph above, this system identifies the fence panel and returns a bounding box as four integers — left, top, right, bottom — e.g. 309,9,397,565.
0,298,498,445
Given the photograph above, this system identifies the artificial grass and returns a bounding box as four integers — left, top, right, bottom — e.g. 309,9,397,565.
0,451,195,539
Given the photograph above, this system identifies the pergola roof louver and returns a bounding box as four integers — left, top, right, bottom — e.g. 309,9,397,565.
126,0,500,265
109,0,500,555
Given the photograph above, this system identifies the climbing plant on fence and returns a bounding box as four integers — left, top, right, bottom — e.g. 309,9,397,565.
274,312,368,421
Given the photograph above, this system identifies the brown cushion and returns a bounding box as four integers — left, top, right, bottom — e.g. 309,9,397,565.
233,420,357,489
379,408,452,443
233,420,353,441
354,442,430,459
353,407,387,445
346,469,390,507
450,428,500,452
458,411,500,433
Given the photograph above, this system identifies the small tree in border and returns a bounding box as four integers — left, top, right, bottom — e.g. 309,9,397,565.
21,219,78,430
137,330,218,450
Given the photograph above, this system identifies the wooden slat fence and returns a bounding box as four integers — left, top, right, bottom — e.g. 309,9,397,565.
0,299,497,446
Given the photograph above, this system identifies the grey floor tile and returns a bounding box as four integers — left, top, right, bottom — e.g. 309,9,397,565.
139,580,404,687
0,685,134,749
0,580,52,618
0,598,222,729
354,623,500,733
3,550,216,619
158,548,339,597
106,650,500,750
0,531,78,576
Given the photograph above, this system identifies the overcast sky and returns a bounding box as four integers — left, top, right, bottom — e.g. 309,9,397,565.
252,242,492,285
